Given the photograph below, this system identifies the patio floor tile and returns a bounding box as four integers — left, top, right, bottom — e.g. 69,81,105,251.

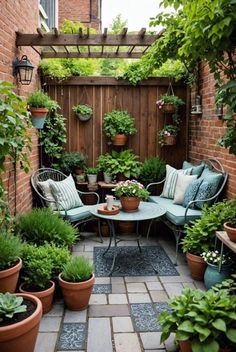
127,282,147,292
64,309,87,323
128,293,151,303
89,294,107,305
39,316,62,332
140,332,164,349
112,317,134,332
88,304,130,317
114,333,142,352
87,318,113,352
57,323,87,351
35,332,58,352
108,293,128,304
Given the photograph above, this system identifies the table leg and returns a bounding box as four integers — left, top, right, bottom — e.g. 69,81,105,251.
136,221,142,253
146,218,154,239
103,221,113,256
107,220,118,276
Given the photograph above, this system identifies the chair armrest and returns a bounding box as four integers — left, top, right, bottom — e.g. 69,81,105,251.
146,179,166,193
77,190,100,204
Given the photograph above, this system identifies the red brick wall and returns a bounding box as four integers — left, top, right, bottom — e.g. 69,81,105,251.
189,62,236,198
0,0,41,214
58,0,101,30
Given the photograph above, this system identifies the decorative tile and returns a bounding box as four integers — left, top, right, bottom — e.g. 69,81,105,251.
94,246,179,277
57,323,87,350
92,284,112,294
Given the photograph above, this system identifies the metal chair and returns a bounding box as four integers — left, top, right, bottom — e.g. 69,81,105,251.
31,168,103,242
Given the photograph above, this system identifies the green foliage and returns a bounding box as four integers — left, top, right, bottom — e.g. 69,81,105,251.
159,287,236,351
118,61,150,86
41,243,71,281
21,244,53,289
97,153,116,176
158,124,179,146
0,293,26,322
27,90,52,108
72,104,93,115
183,199,236,255
103,110,137,139
153,59,186,80
60,152,87,175
139,156,166,186
15,208,77,247
86,167,98,175
157,93,185,124
0,231,22,270
110,14,128,34
61,256,94,282
114,180,150,200
0,184,11,232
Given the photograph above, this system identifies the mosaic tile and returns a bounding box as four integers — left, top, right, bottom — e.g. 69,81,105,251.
92,284,112,294
57,323,87,351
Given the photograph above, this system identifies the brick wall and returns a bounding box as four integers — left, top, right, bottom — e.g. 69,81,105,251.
0,0,40,214
58,0,101,30
189,62,236,198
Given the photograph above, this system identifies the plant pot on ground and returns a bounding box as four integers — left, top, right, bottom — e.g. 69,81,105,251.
27,90,52,129
59,256,95,310
139,156,166,187
0,231,23,293
0,292,42,352
103,110,137,145
72,104,93,121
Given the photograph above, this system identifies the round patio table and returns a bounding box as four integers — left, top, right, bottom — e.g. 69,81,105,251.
90,202,166,275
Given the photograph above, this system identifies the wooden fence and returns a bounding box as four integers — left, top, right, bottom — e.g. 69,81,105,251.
44,76,189,168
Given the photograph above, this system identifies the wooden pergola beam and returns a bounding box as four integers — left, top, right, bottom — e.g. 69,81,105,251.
36,27,44,37
103,28,108,38
53,27,59,37
139,28,146,38
41,51,144,59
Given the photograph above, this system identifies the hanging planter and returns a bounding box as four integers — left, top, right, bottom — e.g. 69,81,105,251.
112,133,128,146
29,107,49,129
27,90,51,129
72,104,93,122
163,134,176,146
158,125,179,147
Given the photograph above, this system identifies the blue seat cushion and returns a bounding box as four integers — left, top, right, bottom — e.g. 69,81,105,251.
149,196,202,226
59,205,93,223
182,161,205,177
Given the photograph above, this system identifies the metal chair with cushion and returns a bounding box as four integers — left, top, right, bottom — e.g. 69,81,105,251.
31,167,103,242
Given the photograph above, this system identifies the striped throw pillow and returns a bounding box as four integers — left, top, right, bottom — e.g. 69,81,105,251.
161,165,192,199
49,174,83,210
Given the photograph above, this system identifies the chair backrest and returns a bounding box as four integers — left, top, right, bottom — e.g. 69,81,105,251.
31,168,68,207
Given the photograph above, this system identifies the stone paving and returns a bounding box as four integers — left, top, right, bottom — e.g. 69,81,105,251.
34,233,205,352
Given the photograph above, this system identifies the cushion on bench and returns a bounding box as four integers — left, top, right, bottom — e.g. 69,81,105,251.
58,205,93,222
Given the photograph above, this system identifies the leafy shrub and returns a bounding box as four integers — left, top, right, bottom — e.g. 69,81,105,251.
103,110,137,139
0,293,26,322
0,231,23,270
72,104,93,116
61,256,94,282
60,152,87,175
42,243,71,281
27,90,52,109
15,208,77,247
139,156,166,186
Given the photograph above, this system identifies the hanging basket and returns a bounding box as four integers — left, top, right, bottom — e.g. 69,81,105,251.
162,103,175,114
163,134,176,146
76,112,92,122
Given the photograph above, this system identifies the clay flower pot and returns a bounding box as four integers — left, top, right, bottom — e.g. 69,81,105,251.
186,252,207,281
163,134,176,146
19,280,55,314
162,103,175,114
224,222,236,242
29,107,48,129
0,258,22,293
58,273,95,311
179,340,230,352
118,221,136,234
120,196,140,212
112,134,127,146
0,293,42,352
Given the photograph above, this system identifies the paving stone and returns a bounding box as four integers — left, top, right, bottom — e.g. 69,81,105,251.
87,318,113,352
39,316,61,332
125,276,158,283
74,251,93,259
163,283,183,298
92,284,112,294
34,332,57,352
44,303,64,317
64,309,87,323
112,283,126,293
149,290,169,302
84,244,95,252
88,304,130,317
160,275,193,283
140,332,164,349
111,277,124,284
146,281,163,291
164,333,178,351
94,277,111,284
176,264,192,276
127,282,147,292
114,333,142,352
108,293,128,304
73,243,84,251
194,281,207,290
128,293,151,303
112,317,134,332
57,323,87,350
183,282,196,289
90,294,107,305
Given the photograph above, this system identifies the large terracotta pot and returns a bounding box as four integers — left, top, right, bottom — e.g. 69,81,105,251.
118,221,136,234
58,273,95,311
112,134,127,146
0,258,22,293
29,107,48,129
186,252,207,281
120,196,140,212
163,134,176,146
179,340,230,352
224,222,236,242
0,293,42,352
19,280,55,314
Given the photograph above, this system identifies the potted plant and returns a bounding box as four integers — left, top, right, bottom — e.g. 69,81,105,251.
159,286,236,352
223,205,236,242
27,90,52,129
72,104,93,121
139,156,166,186
114,180,150,212
0,292,42,352
86,167,98,184
0,231,23,293
97,153,116,183
201,250,232,289
156,94,185,123
58,256,95,310
60,152,87,176
103,110,137,145
158,124,179,146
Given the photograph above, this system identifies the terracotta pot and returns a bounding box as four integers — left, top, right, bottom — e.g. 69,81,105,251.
100,221,110,237
162,103,175,113
120,196,140,212
19,280,55,314
58,273,95,311
112,134,127,146
0,293,42,352
118,221,136,234
179,340,192,352
186,252,207,281
0,258,22,293
163,134,176,146
29,107,48,129
224,222,236,242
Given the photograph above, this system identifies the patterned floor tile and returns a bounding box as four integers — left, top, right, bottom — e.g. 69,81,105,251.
92,284,112,294
57,323,87,350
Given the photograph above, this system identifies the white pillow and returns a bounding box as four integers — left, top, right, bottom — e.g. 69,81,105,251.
37,179,56,210
49,174,83,210
161,165,192,199
173,174,198,205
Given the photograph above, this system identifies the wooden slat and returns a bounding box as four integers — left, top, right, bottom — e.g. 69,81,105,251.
31,46,41,56
53,27,59,37
76,45,80,53
64,46,69,54
78,28,83,38
42,51,143,58
103,28,108,38
128,46,135,54
37,27,44,37
139,28,146,38
120,27,128,37
50,46,57,53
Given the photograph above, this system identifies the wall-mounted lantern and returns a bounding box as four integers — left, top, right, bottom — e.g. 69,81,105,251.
12,55,34,85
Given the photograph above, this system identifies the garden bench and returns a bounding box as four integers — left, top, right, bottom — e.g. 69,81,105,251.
146,158,228,264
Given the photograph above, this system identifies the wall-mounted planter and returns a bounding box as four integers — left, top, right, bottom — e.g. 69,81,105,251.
76,113,92,122
29,107,48,129
112,134,127,146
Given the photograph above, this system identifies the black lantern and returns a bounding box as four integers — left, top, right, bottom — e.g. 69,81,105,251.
12,55,34,85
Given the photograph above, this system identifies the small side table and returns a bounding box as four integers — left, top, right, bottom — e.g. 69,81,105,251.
216,231,236,271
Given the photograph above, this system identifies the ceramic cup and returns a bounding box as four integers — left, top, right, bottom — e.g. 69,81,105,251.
106,195,115,211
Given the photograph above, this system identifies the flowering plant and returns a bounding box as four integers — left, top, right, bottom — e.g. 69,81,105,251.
201,250,230,265
158,124,179,146
114,180,150,200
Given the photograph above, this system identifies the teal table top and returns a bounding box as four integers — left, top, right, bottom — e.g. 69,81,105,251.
89,201,166,221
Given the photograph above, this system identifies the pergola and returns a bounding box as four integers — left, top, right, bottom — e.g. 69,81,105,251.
16,27,164,59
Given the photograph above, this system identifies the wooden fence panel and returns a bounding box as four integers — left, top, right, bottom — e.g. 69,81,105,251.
44,77,188,168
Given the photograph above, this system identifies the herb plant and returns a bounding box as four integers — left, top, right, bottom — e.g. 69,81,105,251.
72,104,93,116
61,256,94,282
103,110,137,139
41,243,71,281
86,167,98,175
103,150,142,179
97,153,116,177
60,152,87,175
0,231,23,270
0,293,26,322
27,90,52,109
139,156,166,186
